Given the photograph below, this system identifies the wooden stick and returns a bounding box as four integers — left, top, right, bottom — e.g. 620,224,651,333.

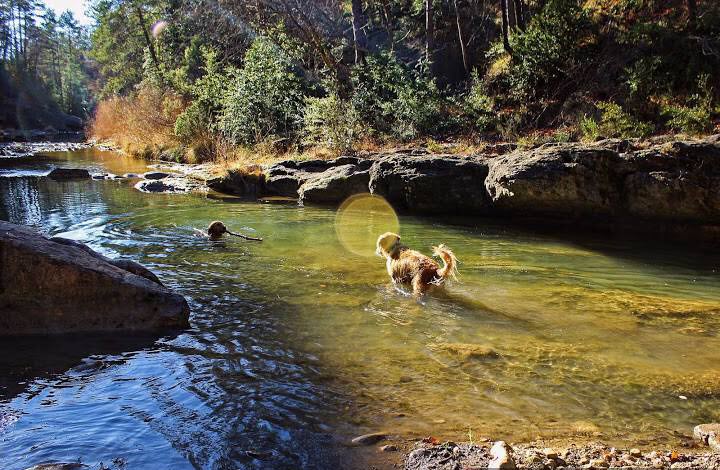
227,230,263,242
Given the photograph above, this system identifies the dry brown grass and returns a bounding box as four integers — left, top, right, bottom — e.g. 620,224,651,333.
90,86,185,158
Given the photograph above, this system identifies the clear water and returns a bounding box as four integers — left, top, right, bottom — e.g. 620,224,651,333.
1,148,719,469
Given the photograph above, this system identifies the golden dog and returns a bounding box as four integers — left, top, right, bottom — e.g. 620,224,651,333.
376,232,458,295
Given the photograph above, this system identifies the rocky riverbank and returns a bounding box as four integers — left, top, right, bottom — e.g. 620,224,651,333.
0,140,91,158
402,437,720,470
13,134,720,240
191,134,720,240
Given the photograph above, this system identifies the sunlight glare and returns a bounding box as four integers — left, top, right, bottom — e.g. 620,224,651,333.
335,193,399,257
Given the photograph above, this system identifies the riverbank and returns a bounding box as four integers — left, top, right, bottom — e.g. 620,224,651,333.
125,133,720,242
401,436,720,469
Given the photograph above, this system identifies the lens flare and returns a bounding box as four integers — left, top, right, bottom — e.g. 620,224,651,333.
335,193,399,257
152,20,168,38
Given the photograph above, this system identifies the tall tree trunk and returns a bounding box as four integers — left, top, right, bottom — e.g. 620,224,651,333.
425,0,434,65
351,0,367,64
134,6,160,70
453,0,469,75
687,0,696,29
500,0,512,54
513,0,525,31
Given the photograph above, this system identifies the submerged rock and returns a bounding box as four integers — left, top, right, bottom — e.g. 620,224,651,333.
47,168,91,180
351,432,388,446
24,464,88,470
0,221,190,335
134,177,203,193
429,342,500,361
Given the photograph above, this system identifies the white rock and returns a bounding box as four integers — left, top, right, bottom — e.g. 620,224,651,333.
489,441,516,469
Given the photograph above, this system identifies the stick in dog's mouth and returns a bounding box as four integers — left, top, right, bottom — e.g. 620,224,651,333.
207,220,262,241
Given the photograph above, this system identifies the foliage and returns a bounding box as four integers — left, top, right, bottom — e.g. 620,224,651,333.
302,92,361,155
90,85,184,156
457,71,497,132
581,102,653,140
82,0,720,159
174,48,232,143
661,75,715,135
351,52,444,140
220,37,306,146
508,0,592,99
0,2,93,128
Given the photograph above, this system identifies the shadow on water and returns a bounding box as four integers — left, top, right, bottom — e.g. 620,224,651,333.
0,333,163,401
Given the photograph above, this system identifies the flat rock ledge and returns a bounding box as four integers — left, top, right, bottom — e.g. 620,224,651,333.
0,221,190,335
203,135,720,239
405,440,720,470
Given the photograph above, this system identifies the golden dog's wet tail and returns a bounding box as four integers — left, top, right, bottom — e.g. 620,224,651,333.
433,244,458,282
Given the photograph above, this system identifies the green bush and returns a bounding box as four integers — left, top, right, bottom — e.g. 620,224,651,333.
661,75,714,135
174,48,231,143
220,37,306,145
581,101,653,140
509,0,592,99
351,52,445,140
302,92,361,154
460,71,497,132
393,80,444,139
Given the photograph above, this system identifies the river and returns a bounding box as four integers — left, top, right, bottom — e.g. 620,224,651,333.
1,147,719,469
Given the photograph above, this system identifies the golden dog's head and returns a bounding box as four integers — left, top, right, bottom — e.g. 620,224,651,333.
376,232,401,257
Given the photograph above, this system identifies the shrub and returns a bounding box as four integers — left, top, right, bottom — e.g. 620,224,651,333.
90,85,185,157
351,52,445,140
509,0,592,99
302,92,361,155
174,48,232,143
461,71,497,132
581,101,653,140
220,37,306,145
661,75,715,135
393,79,444,139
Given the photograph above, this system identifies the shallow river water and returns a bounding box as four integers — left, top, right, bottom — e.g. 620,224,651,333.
0,148,719,469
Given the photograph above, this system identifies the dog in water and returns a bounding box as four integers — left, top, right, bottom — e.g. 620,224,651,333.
207,221,262,241
376,232,458,295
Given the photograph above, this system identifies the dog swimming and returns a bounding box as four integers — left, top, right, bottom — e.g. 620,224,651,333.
376,232,457,295
206,220,262,241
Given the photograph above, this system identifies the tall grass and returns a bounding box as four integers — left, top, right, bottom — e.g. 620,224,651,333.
89,86,185,158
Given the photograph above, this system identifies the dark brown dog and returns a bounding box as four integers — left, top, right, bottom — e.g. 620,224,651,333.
207,221,262,241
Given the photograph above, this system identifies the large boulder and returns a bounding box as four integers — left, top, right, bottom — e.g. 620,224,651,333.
206,169,264,198
619,139,720,223
263,156,370,199
484,144,622,218
0,221,190,335
369,155,491,214
299,163,371,205
263,164,302,197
